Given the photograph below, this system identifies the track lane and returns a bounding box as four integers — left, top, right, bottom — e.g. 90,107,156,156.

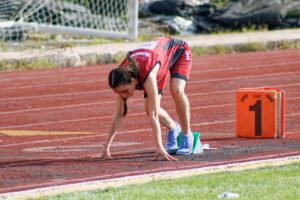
0,49,299,194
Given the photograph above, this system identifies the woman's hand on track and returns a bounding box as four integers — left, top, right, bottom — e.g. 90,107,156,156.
99,148,112,159
152,148,178,161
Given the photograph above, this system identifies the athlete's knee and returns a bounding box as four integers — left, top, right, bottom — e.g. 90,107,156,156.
170,86,185,98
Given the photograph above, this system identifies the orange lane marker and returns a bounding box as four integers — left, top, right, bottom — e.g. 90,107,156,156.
236,88,285,139
0,130,96,136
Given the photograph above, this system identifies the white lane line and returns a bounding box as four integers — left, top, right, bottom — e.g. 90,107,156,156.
0,108,299,130
0,92,299,130
191,110,300,126
23,142,142,153
189,71,300,85
192,112,300,127
0,79,105,92
286,112,300,117
0,102,112,115
1,128,298,149
192,61,300,73
0,90,103,102
285,131,300,135
1,83,300,116
0,129,153,148
0,98,233,116
1,70,300,102
1,61,300,91
0,78,296,104
0,95,299,130
0,135,105,148
0,69,109,83
1,50,299,83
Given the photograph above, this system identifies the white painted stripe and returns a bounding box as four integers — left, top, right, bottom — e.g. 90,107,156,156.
0,70,107,83
0,134,105,148
189,71,300,85
0,109,298,131
23,142,142,153
0,129,298,149
0,104,300,130
192,61,300,73
0,79,106,91
0,130,95,136
0,54,298,83
0,70,299,102
0,82,300,116
286,112,300,117
191,120,234,126
0,62,300,91
285,131,300,134
0,90,102,102
0,94,299,130
0,129,152,148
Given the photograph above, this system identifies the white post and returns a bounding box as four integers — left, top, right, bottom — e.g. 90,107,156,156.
128,0,138,40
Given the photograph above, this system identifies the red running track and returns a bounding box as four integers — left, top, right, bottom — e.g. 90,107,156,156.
0,49,300,194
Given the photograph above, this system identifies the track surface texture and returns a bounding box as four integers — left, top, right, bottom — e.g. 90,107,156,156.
0,49,300,194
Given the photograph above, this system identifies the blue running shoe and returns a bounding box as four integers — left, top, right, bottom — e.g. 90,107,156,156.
165,122,181,154
176,133,194,155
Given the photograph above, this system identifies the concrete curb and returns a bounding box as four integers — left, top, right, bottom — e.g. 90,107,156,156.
1,155,299,200
0,29,300,70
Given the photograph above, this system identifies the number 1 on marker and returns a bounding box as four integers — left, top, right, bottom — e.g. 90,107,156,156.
249,100,262,136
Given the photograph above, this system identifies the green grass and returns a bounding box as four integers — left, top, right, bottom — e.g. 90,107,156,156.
33,162,300,200
0,58,56,71
190,39,300,57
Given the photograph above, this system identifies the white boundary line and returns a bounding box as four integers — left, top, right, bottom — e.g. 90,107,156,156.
1,94,300,117
1,60,300,90
0,125,298,149
0,99,299,130
0,155,299,200
0,128,153,148
1,70,299,102
192,61,300,73
0,80,300,116
0,90,103,102
1,70,300,104
189,71,300,85
0,52,298,83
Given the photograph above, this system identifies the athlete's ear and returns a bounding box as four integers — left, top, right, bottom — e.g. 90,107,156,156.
131,77,136,84
131,78,139,87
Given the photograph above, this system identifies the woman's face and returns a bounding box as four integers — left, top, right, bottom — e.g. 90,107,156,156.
113,79,136,99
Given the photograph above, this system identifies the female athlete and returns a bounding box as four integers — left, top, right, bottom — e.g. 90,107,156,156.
101,37,194,161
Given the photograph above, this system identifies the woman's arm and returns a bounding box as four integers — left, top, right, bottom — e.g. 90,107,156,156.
144,64,177,161
100,96,124,159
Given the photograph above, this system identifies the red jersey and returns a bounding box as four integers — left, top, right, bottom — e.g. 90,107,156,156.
119,37,191,93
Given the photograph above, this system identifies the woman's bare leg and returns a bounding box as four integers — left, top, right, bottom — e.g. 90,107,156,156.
170,78,192,135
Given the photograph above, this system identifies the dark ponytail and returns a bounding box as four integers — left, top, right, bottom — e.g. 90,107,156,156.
108,55,139,116
122,98,128,116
